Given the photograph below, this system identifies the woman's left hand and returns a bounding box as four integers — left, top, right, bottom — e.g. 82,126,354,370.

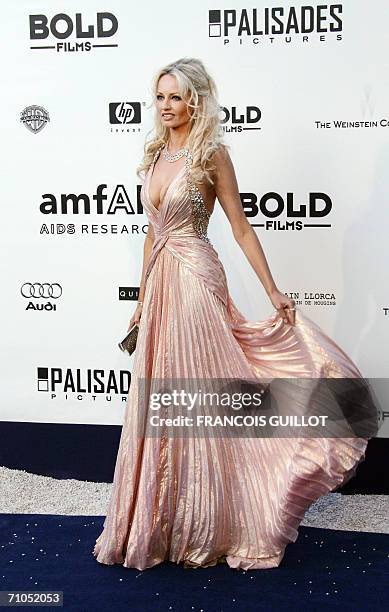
268,288,296,325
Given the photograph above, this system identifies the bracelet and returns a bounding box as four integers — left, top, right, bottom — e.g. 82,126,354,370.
137,300,143,306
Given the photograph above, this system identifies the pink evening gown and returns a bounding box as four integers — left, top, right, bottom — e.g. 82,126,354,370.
92,144,378,571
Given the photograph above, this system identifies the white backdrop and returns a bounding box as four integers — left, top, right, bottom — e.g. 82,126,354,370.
1,1,388,435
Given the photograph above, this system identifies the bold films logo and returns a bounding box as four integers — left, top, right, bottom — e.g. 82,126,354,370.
208,4,343,46
243,190,333,231
220,105,262,134
29,12,119,53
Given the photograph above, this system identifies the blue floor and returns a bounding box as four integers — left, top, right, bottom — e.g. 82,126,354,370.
1,514,388,611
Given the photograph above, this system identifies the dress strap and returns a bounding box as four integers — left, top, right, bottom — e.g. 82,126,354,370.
183,149,212,245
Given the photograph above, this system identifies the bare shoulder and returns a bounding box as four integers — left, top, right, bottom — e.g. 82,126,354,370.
208,144,249,238
211,143,231,165
210,144,238,186
210,144,234,184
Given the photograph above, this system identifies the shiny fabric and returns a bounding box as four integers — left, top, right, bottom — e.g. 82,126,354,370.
92,160,370,571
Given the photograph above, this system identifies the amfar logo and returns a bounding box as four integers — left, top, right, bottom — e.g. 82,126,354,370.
243,192,332,231
39,185,143,216
220,105,262,133
37,367,131,398
20,105,50,133
208,4,343,44
109,102,142,125
29,12,118,53
37,185,149,236
21,282,63,311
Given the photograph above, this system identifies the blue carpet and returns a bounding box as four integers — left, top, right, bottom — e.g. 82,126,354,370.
0,514,388,611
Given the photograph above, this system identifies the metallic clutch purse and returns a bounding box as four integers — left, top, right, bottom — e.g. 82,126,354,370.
118,323,139,356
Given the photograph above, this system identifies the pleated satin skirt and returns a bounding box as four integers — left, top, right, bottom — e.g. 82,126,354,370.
92,244,370,571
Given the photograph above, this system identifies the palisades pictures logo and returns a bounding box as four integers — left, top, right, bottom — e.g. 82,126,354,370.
208,4,343,45
29,12,119,53
37,366,131,401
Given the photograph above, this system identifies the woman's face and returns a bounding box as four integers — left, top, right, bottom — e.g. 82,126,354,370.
155,73,191,130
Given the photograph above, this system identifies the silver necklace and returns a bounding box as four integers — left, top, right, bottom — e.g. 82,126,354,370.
162,143,188,162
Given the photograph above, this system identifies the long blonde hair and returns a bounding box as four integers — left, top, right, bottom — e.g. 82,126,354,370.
136,57,229,187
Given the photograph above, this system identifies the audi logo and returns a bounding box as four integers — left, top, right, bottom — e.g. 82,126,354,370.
21,283,63,299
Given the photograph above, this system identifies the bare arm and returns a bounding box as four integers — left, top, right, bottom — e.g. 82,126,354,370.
213,145,296,324
137,222,155,302
128,222,155,329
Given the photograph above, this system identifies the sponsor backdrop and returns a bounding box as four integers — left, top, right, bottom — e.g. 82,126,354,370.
2,0,388,451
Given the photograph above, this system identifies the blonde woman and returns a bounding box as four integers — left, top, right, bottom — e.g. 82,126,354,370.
93,58,377,571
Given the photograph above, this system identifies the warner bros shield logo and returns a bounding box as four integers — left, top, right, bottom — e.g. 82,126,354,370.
20,104,50,133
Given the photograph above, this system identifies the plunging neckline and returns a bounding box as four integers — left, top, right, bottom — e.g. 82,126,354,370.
147,148,186,213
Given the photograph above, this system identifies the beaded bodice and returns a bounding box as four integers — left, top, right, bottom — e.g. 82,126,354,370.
143,144,212,245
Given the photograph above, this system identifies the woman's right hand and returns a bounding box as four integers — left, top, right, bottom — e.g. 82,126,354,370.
127,303,143,331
